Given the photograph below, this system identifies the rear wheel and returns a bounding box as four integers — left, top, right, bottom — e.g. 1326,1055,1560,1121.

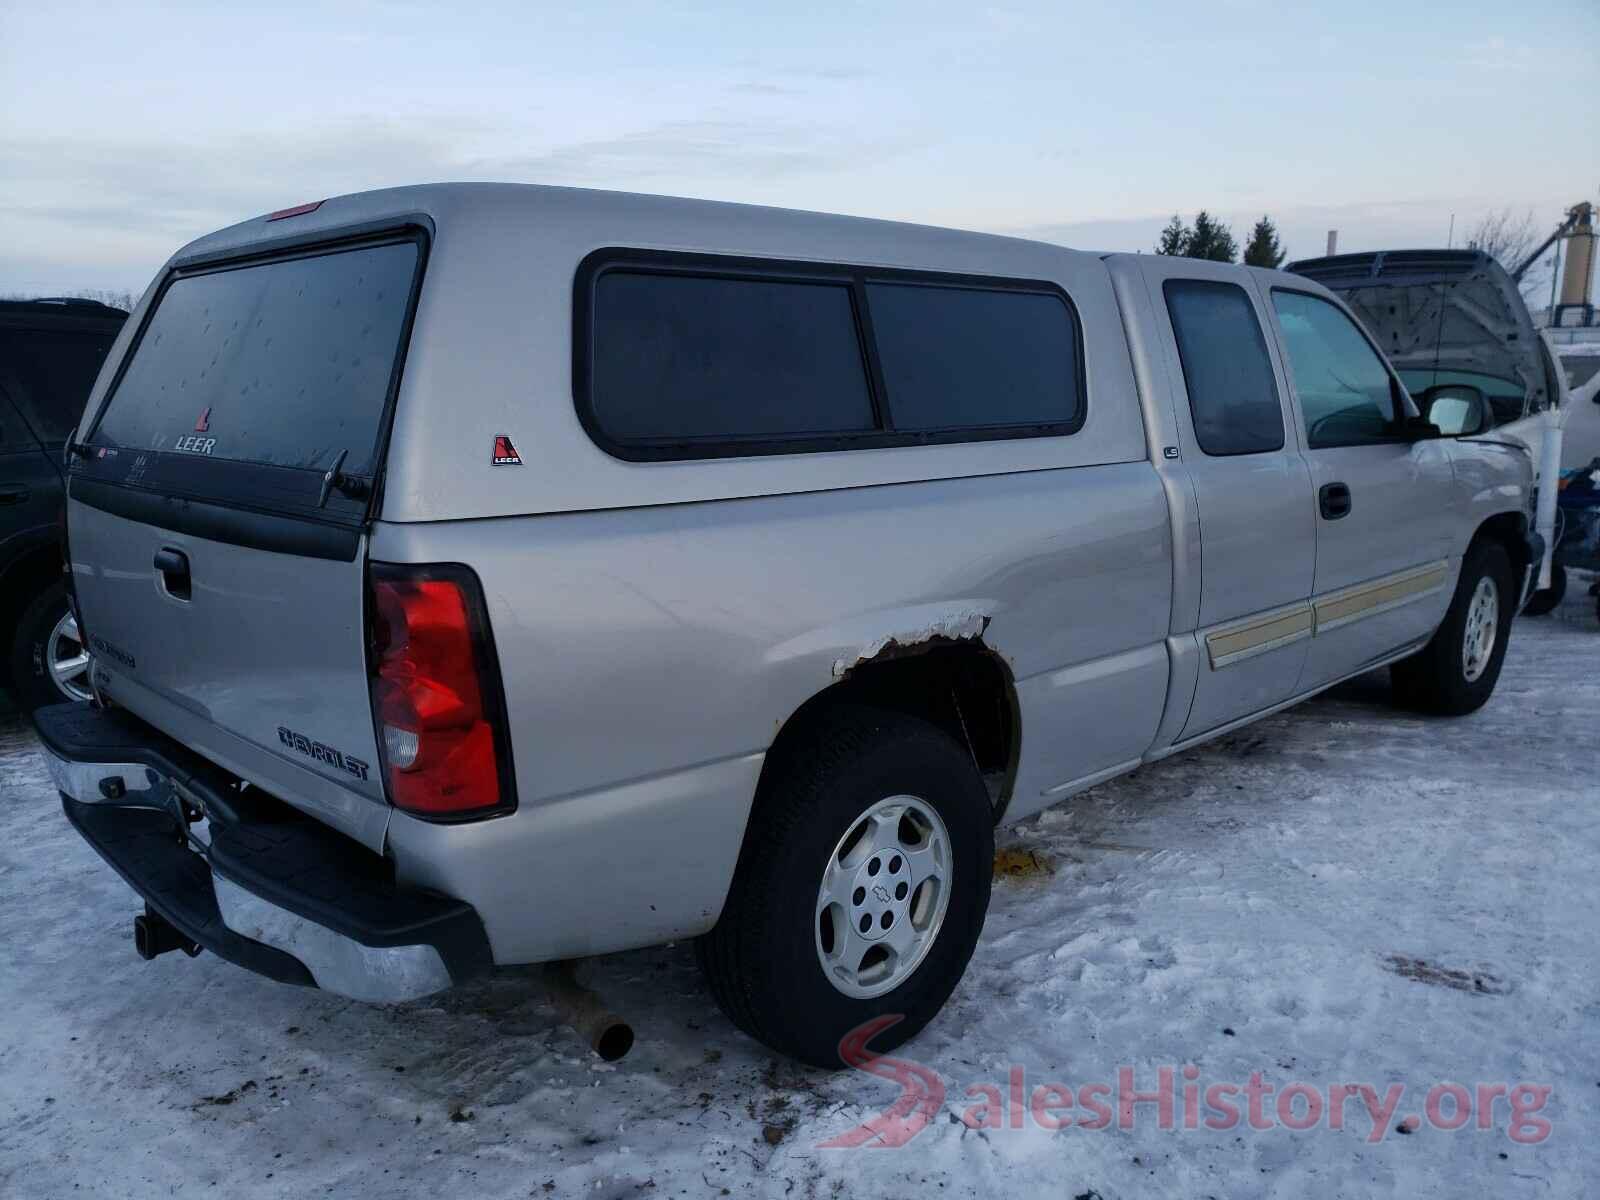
8,581,93,715
1391,541,1514,715
697,704,993,1067
1520,563,1566,616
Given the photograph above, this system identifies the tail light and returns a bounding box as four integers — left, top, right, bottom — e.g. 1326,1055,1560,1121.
57,502,72,588
58,502,87,642
367,562,515,820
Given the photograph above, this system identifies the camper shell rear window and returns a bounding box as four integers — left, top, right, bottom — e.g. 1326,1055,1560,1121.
76,230,426,527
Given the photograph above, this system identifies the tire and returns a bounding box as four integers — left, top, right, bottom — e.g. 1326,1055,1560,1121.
7,581,92,716
1520,563,1566,616
697,704,994,1068
1390,541,1515,716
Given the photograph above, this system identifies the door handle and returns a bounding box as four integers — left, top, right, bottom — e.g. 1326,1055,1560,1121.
1319,482,1352,520
0,485,28,505
154,547,191,600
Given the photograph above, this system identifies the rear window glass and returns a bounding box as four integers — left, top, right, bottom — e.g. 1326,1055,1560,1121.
90,240,419,474
0,327,120,442
1163,280,1284,455
866,284,1080,431
589,271,875,446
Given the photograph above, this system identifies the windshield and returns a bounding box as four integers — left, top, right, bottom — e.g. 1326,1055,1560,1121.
1301,263,1549,424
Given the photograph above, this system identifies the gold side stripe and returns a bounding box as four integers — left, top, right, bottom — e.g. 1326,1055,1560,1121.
1205,560,1451,671
1206,606,1313,668
1313,561,1449,634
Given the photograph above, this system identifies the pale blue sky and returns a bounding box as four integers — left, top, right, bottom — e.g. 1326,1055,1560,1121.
2,0,1593,295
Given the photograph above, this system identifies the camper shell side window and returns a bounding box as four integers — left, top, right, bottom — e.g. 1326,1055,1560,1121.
573,249,1086,462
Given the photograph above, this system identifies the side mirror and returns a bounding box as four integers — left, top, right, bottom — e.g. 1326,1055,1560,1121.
1419,384,1488,437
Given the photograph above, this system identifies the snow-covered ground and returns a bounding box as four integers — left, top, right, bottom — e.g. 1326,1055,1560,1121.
2,590,1596,1199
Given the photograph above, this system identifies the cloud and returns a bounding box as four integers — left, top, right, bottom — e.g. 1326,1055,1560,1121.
1459,36,1538,71
0,111,912,292
0,122,471,290
1,122,471,231
486,118,912,186
795,66,869,81
727,81,802,97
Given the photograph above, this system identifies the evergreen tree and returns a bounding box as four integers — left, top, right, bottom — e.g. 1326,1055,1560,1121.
1155,215,1190,256
1242,215,1286,268
1186,211,1238,262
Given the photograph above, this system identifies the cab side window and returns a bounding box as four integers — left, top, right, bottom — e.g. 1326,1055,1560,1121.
0,393,33,449
1271,290,1401,449
1163,280,1284,455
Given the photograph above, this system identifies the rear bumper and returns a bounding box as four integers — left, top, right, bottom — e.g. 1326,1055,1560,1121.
38,702,491,1003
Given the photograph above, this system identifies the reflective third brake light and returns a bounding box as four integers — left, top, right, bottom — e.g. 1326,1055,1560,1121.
367,563,515,819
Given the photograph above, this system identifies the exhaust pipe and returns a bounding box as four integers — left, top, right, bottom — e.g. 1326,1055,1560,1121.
542,962,634,1061
133,906,201,960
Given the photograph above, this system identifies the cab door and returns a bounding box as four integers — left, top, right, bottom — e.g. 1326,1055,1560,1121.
1259,286,1458,690
0,392,60,555
1139,259,1315,739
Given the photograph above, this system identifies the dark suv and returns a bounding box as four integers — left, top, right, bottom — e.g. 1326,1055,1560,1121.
1,298,128,713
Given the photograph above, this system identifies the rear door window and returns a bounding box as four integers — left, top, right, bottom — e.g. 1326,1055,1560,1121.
1162,280,1284,455
1271,290,1402,448
865,283,1081,432
0,327,120,443
80,237,423,526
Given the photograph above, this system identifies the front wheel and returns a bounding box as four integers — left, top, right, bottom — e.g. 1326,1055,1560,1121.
1391,541,1514,716
697,704,994,1067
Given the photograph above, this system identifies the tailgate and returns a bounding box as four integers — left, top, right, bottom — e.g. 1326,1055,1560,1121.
65,230,426,847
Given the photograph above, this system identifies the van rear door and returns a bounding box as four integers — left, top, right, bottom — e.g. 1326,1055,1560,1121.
66,231,426,848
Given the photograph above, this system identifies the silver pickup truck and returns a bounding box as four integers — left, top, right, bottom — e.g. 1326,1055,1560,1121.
39,185,1538,1067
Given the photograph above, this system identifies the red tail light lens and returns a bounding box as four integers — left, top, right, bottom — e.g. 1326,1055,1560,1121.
367,563,515,820
58,503,87,645
57,502,73,589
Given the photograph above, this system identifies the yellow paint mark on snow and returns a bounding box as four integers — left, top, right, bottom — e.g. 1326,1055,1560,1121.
993,847,1056,880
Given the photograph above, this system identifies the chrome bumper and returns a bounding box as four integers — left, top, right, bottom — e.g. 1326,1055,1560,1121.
42,727,479,1005
208,874,451,1004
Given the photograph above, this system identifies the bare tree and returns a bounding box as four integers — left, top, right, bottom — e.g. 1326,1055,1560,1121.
0,288,137,309
1467,208,1551,302
72,288,138,310
1467,208,1540,268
